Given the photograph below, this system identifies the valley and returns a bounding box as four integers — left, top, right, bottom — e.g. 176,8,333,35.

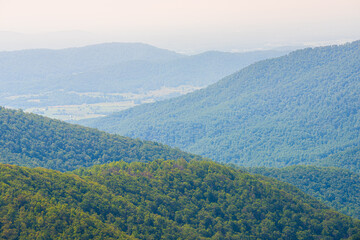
0,43,288,120
2,1,360,239
6,85,201,120
1,40,360,239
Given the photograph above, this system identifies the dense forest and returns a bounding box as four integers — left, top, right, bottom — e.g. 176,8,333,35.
0,163,135,240
248,166,360,219
0,107,203,172
81,41,360,169
1,160,360,239
316,146,360,174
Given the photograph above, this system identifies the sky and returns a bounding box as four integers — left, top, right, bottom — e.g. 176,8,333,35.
1,0,360,53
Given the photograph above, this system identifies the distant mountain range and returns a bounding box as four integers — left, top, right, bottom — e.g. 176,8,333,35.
60,50,289,93
0,42,180,95
80,41,360,170
0,42,288,110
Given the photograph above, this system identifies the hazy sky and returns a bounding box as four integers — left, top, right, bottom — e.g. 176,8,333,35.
1,0,360,52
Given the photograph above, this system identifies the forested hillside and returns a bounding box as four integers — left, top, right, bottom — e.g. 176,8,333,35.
249,166,360,219
2,160,360,239
81,41,360,169
0,107,202,172
316,146,360,174
0,163,135,240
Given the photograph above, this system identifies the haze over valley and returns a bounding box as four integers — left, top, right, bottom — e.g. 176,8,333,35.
0,43,289,120
1,0,360,239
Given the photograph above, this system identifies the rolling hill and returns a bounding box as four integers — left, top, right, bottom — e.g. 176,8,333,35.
0,42,181,95
0,106,203,172
0,163,135,240
81,40,360,169
2,160,360,239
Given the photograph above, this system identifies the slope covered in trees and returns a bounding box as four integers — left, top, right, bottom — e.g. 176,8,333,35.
0,163,135,240
0,107,202,172
81,41,360,169
2,160,360,239
316,146,360,174
249,166,360,219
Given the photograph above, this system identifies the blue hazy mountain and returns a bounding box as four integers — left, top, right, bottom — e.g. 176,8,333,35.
0,42,181,94
80,41,360,170
0,43,288,108
61,50,288,93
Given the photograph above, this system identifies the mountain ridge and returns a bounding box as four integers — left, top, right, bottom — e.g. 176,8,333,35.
80,40,360,169
0,42,288,106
